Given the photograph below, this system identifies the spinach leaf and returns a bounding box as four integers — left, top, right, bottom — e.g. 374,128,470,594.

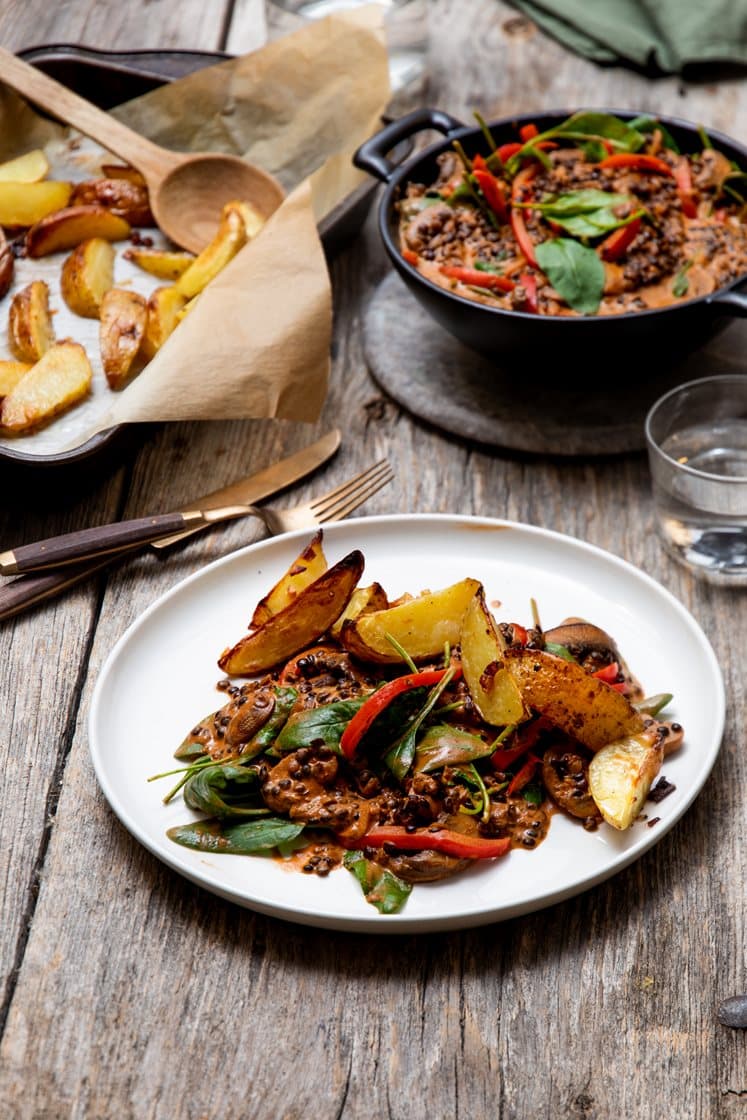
634,692,673,717
414,725,496,773
551,111,645,151
183,763,266,819
343,850,412,914
385,668,456,781
276,697,364,754
174,736,209,762
360,688,428,754
527,190,642,239
627,115,680,153
535,238,605,315
168,817,305,854
544,641,576,662
522,783,543,806
474,257,507,272
580,139,608,164
672,261,693,298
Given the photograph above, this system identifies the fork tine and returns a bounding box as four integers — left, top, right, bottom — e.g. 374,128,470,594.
309,460,391,516
316,464,394,523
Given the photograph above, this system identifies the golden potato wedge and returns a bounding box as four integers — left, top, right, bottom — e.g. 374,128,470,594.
100,163,147,187
99,288,148,389
70,177,154,227
218,550,364,676
460,587,525,727
0,360,32,397
0,148,49,183
229,199,266,239
123,247,194,280
330,582,389,641
502,648,645,752
60,237,115,318
0,230,14,299
0,180,71,226
26,205,130,258
141,285,186,360
175,294,199,322
175,203,247,299
588,730,662,829
250,530,328,628
8,280,55,363
1,340,92,432
340,578,481,665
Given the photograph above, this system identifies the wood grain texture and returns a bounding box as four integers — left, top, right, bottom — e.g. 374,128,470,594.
1,2,747,1117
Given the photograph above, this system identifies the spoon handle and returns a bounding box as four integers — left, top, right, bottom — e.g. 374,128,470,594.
0,47,180,181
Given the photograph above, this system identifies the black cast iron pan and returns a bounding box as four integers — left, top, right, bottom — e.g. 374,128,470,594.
354,107,747,373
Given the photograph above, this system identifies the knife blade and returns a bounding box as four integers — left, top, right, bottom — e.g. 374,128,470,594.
0,429,341,623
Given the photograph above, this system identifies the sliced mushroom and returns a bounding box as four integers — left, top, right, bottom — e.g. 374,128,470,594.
542,744,598,819
225,688,275,747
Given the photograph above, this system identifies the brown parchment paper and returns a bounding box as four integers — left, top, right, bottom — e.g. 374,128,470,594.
0,6,389,454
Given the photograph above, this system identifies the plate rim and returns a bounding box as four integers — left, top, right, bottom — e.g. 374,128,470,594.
88,513,726,933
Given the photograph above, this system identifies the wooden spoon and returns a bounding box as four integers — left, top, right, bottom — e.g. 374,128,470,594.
0,47,285,252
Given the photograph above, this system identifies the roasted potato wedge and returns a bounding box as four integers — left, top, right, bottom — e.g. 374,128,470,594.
330,582,389,641
175,202,247,299
100,163,147,187
26,205,130,258
218,550,364,676
502,648,645,752
175,294,199,322
250,530,328,628
1,340,92,432
229,199,266,239
588,730,662,829
141,285,186,360
8,280,55,363
123,247,194,280
0,180,71,226
99,289,148,389
60,237,115,318
0,148,49,183
0,230,14,299
340,578,481,664
0,360,32,397
460,587,525,726
70,177,154,227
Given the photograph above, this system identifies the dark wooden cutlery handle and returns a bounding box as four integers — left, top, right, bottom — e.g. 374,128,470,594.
1,512,191,574
0,558,113,622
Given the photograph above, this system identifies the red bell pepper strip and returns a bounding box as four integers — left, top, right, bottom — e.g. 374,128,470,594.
511,623,528,646
348,825,510,860
339,666,461,759
510,166,538,267
591,662,626,692
472,168,509,222
498,141,522,162
598,153,674,176
491,716,548,771
440,265,515,292
599,216,641,261
519,122,539,142
674,156,697,218
519,271,538,312
402,247,419,266
506,752,541,796
472,152,488,171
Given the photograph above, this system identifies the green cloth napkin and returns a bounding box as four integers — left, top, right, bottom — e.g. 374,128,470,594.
509,0,747,73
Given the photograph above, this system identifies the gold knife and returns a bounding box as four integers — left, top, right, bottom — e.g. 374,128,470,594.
0,429,340,621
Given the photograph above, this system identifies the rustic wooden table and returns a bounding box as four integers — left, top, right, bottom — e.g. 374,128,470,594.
1,2,746,1116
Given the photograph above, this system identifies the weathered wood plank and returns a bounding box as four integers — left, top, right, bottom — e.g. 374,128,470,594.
0,1,745,1117
0,2,230,52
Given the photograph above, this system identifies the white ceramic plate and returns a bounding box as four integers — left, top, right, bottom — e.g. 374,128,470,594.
89,515,725,933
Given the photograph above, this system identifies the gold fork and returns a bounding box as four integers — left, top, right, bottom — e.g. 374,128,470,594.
0,460,393,576
0,461,393,621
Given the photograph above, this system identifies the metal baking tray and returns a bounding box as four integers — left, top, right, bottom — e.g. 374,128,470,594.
3,44,405,469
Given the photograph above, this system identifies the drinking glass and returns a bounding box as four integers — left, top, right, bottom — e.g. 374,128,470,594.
645,374,747,584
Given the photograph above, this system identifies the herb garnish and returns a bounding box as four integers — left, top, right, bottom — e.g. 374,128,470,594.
535,237,605,315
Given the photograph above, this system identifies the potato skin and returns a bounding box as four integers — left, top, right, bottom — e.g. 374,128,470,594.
26,205,130,258
60,238,115,318
0,231,14,300
218,550,364,676
250,529,328,628
0,340,92,433
70,177,154,227
99,288,148,389
8,280,55,363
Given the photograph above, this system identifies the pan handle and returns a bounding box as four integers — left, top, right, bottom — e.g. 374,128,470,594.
353,107,467,183
709,289,747,317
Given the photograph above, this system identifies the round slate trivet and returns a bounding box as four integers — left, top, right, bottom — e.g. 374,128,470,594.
363,273,746,456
